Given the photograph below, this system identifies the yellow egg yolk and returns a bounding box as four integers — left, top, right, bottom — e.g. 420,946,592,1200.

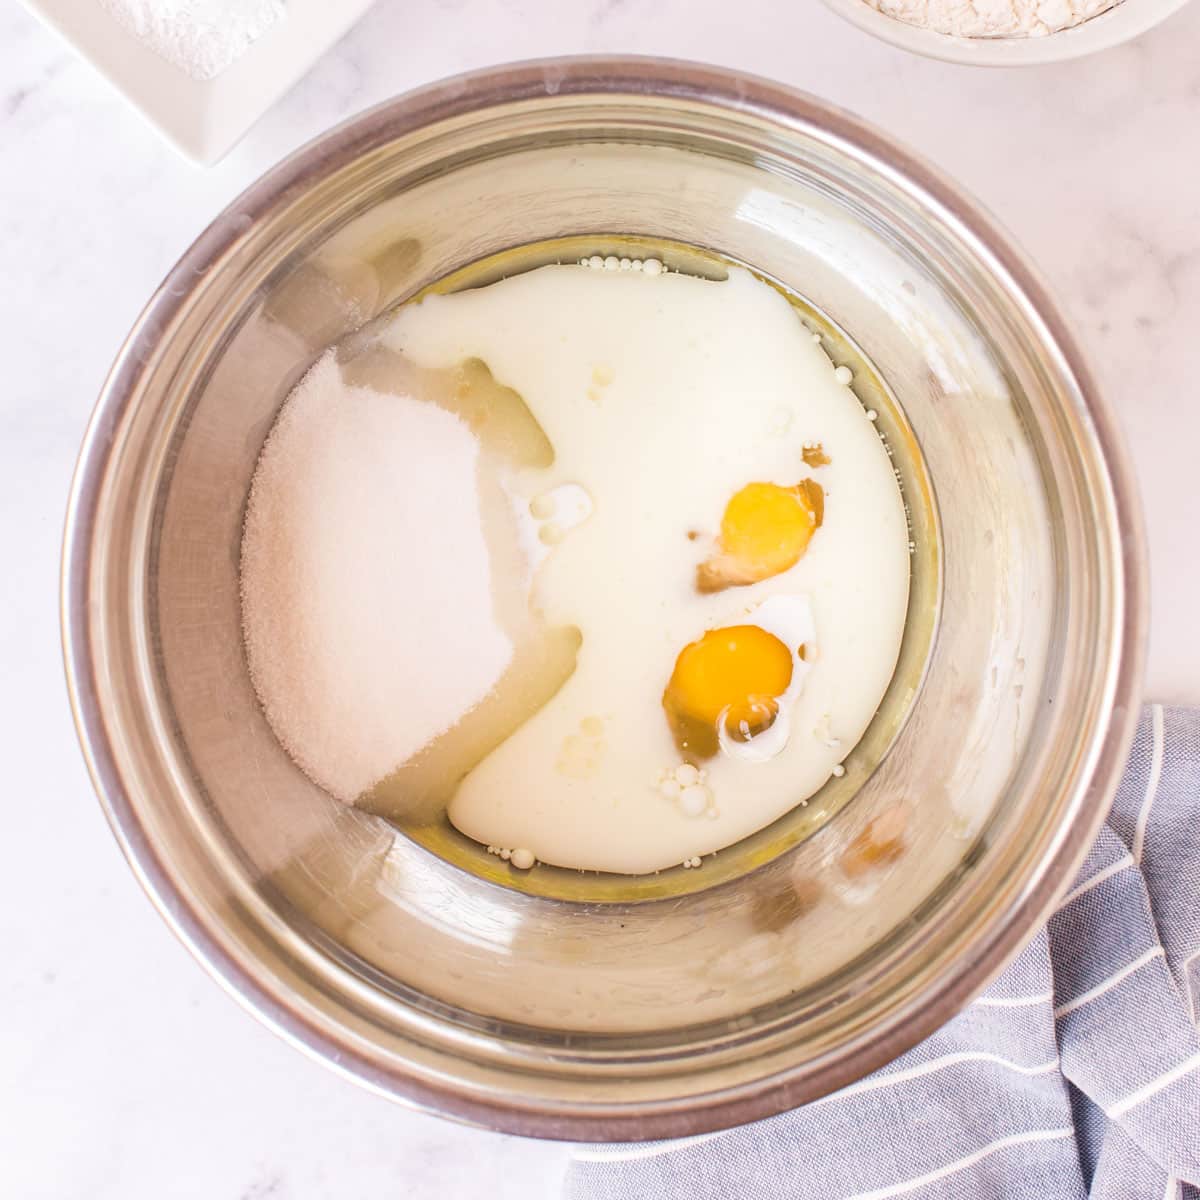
697,480,823,593
662,624,794,758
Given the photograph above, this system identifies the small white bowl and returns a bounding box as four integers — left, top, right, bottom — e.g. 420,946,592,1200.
20,0,377,163
819,0,1194,63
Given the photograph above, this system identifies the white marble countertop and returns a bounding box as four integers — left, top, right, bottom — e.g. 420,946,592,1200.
4,0,1199,1195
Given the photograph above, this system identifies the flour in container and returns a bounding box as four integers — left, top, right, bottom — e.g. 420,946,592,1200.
98,0,286,80
864,0,1117,36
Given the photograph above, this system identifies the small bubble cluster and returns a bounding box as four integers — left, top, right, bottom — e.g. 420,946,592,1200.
656,763,718,819
486,845,536,869
681,856,703,870
579,255,664,275
529,482,594,547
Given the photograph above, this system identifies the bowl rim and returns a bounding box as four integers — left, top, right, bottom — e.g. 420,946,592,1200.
816,0,1194,65
61,55,1148,1140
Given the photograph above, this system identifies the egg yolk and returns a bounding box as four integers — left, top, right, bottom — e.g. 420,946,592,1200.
697,480,824,592
662,624,794,758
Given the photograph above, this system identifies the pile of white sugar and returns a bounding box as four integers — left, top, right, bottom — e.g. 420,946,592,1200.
865,0,1116,36
240,353,513,802
98,0,286,81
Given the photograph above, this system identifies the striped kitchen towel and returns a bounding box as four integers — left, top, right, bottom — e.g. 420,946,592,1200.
567,705,1200,1199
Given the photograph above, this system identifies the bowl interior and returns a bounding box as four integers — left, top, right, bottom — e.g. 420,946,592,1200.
69,64,1137,1137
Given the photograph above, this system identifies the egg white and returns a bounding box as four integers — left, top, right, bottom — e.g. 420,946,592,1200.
716,594,816,766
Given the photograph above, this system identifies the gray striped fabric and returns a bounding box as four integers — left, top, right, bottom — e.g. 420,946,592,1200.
567,705,1200,1200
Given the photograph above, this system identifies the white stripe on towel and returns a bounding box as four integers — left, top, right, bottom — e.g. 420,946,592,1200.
813,1052,1060,1107
576,1054,1064,1164
1054,947,1164,1017
1106,1051,1200,1119
848,1127,1077,1200
1056,855,1134,911
973,991,1054,1008
1133,704,1164,865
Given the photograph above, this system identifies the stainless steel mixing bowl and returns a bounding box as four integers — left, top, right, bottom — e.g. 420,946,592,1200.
62,58,1146,1140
